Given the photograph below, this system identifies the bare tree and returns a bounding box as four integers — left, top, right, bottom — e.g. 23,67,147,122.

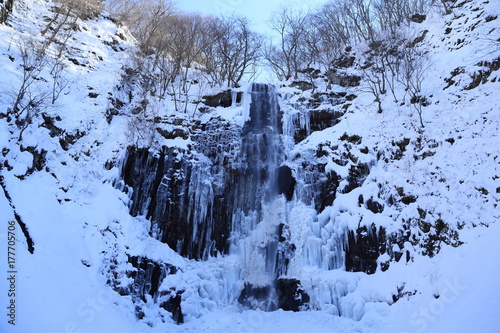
105,0,142,24
203,16,263,87
264,6,311,80
374,0,430,34
398,44,430,127
361,53,387,113
358,27,429,124
42,0,104,47
432,0,456,15
158,13,211,110
49,54,69,104
7,38,52,140
342,0,376,42
126,102,159,147
107,1,262,112
134,0,175,53
312,3,350,68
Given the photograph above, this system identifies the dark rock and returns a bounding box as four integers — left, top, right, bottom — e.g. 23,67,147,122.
289,80,315,91
345,94,357,101
409,30,429,47
345,224,386,274
419,218,462,257
135,306,145,320
443,66,465,90
68,58,83,66
392,284,417,303
358,194,364,206
122,146,232,259
156,127,189,140
277,166,295,201
238,283,277,311
420,150,436,159
342,163,371,194
317,171,340,212
485,15,498,22
297,67,322,79
332,55,356,68
40,113,63,137
109,97,125,110
111,255,183,323
0,0,14,24
391,138,410,160
160,291,184,324
293,127,308,144
366,198,384,214
328,72,362,87
368,40,383,50
59,130,86,151
340,133,362,144
19,146,47,176
294,109,343,143
276,278,310,311
417,207,427,219
311,109,343,126
475,187,488,195
410,13,427,23
0,174,35,254
104,160,114,170
124,256,177,301
465,57,500,90
202,90,242,108
401,195,417,205
106,108,119,123
466,72,484,90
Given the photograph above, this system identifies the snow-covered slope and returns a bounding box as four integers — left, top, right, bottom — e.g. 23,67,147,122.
0,0,499,332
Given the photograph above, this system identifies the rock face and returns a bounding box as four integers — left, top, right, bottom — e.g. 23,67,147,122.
120,84,289,264
277,166,295,201
123,256,177,300
116,82,417,317
202,90,242,108
276,278,310,311
109,255,183,323
345,225,386,274
115,79,467,323
0,0,14,24
122,145,233,260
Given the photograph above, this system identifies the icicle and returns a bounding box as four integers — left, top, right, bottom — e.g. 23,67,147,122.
231,90,238,107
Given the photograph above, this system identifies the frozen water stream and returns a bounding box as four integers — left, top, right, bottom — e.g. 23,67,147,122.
230,83,286,311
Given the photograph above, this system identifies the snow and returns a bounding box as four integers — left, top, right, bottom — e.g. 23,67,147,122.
0,0,499,332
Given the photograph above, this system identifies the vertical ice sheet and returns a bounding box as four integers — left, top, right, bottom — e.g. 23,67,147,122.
229,83,285,310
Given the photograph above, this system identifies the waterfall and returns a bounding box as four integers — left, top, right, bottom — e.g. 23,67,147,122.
119,82,355,317
229,83,287,311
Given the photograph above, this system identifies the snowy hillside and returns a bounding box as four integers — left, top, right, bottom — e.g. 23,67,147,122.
0,0,499,332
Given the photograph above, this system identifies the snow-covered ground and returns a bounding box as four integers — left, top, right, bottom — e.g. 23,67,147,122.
0,0,499,332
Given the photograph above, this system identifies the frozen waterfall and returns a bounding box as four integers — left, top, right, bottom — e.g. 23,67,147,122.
229,83,287,311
